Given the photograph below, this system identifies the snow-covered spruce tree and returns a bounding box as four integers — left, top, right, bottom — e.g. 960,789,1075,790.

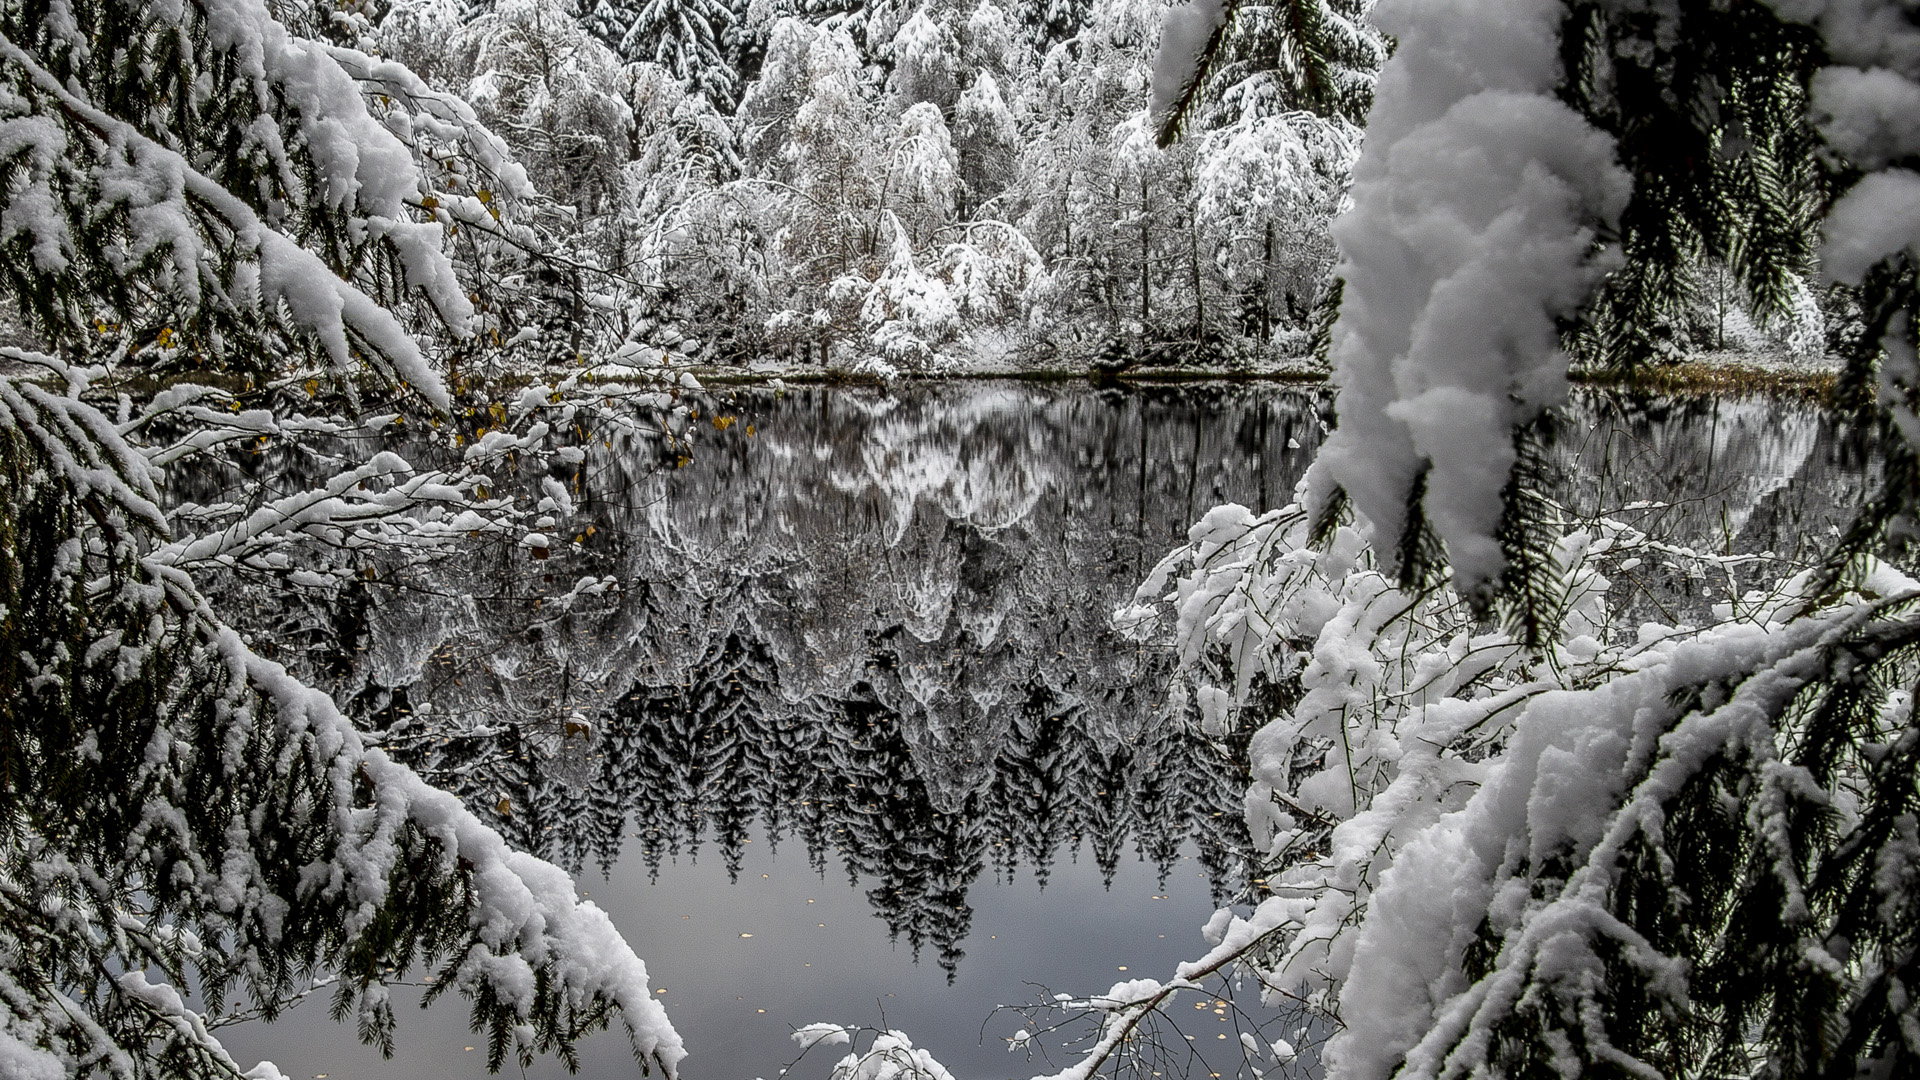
0,0,687,1073
1095,1,1920,1079
1140,0,1381,347
1150,0,1383,146
953,70,1020,215
587,0,742,110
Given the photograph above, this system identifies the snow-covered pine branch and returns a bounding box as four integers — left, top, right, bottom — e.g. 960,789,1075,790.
0,0,541,405
0,372,685,1079
144,367,673,579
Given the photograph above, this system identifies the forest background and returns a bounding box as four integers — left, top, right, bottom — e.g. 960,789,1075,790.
331,0,1833,375
5,0,1920,1076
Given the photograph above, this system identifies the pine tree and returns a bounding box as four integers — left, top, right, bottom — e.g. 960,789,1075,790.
1559,0,1828,373
0,0,511,401
1150,0,1385,148
0,378,685,1077
588,0,743,110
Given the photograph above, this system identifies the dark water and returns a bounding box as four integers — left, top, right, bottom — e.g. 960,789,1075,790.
200,381,1874,1080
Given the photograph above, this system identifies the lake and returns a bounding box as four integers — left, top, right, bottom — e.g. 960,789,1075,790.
202,380,1873,1080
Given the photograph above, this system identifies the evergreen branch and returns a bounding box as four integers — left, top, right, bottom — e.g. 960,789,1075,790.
0,30,454,412
1155,0,1245,149
1494,415,1568,648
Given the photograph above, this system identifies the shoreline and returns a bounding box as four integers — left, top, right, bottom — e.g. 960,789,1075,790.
682,356,1843,399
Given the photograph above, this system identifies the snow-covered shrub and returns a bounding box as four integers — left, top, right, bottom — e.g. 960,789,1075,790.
862,213,959,347
938,223,1051,324
801,1027,957,1080
1118,489,1809,851
1115,484,1920,1078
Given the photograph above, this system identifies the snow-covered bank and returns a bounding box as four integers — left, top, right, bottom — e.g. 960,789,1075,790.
687,352,1331,383
679,350,1844,393
1569,352,1843,399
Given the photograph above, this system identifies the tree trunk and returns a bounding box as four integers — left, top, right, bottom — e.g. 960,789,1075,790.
1191,215,1203,342
1139,175,1151,333
1262,219,1276,342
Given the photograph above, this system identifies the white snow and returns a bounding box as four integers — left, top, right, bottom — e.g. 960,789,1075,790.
1150,0,1228,122
1306,0,1630,592
794,1023,855,1050
826,1031,958,1080
1811,66,1920,170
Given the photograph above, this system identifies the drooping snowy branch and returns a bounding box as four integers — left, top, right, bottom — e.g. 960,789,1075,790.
1114,444,1920,1069
0,374,685,1078
1150,0,1233,137
1305,0,1631,595
0,0,551,405
1326,577,1919,1080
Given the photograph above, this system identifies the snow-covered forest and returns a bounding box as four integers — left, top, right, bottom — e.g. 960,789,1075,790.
236,0,1840,374
5,0,1920,1076
361,0,1379,370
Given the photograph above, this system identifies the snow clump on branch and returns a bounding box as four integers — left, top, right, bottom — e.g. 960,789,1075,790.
1305,0,1631,595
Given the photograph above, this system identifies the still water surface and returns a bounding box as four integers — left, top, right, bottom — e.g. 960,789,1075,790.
207,381,1872,1080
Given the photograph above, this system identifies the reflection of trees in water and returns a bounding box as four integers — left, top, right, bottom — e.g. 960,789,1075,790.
1559,391,1874,553
1556,391,1880,624
176,383,1878,976
382,380,1314,977
365,607,1253,979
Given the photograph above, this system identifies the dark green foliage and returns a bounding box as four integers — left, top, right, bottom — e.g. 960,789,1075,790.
1558,0,1828,374
1390,461,1447,595
0,389,653,1077
1797,260,1920,608
1153,0,1382,148
1436,613,1920,1079
1492,416,1567,643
